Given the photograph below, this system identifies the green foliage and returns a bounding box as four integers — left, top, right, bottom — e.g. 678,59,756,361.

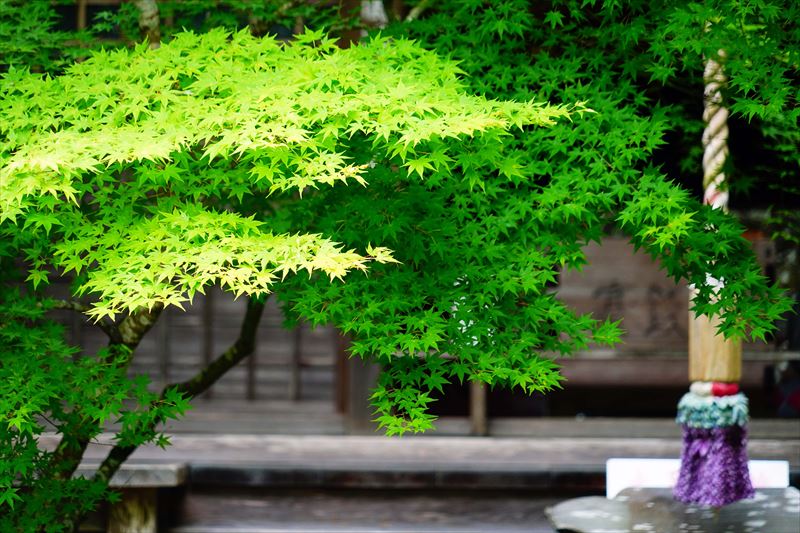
273,0,797,433
158,0,351,36
1,28,564,315
0,28,570,527
0,0,96,73
0,285,188,531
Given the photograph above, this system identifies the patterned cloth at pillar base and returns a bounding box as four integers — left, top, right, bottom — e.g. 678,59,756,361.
673,383,755,507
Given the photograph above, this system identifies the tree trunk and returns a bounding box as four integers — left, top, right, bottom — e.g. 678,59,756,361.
64,298,267,532
51,306,163,533
361,0,389,29
133,0,161,48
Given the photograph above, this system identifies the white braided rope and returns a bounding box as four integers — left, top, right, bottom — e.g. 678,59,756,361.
702,52,729,210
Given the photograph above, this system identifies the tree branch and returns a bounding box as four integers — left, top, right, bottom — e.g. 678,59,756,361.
171,297,265,397
50,299,91,314
405,0,433,22
49,305,163,482
91,297,266,487
117,303,163,348
49,299,122,343
51,303,166,531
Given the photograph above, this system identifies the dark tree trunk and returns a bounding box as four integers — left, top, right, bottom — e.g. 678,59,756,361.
64,298,267,531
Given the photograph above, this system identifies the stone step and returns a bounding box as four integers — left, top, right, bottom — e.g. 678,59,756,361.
170,488,562,533
50,433,798,491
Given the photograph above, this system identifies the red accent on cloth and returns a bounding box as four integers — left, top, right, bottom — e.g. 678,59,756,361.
711,382,739,396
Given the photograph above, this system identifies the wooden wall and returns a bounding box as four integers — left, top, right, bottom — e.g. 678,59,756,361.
51,286,338,403
46,235,781,407
558,235,777,354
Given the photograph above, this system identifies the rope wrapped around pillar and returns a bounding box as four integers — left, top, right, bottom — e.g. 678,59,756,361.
702,53,729,209
673,51,755,507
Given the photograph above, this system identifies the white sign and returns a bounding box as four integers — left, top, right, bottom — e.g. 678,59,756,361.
606,458,790,498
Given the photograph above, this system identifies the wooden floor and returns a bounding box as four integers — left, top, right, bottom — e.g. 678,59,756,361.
162,400,347,435
59,404,799,533
61,433,798,472
158,399,800,440
47,416,800,481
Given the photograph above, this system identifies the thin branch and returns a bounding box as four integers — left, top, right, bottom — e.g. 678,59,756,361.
50,302,162,468
390,0,406,21
172,297,265,397
50,303,166,531
38,413,60,430
49,305,162,480
49,299,122,343
405,0,433,22
50,299,92,314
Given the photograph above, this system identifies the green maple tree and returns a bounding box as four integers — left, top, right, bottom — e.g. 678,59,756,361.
1,1,795,529
0,26,575,530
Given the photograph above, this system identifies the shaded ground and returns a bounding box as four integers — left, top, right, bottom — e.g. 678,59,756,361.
173,488,564,533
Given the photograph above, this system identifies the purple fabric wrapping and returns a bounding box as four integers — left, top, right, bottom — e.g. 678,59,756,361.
673,425,755,506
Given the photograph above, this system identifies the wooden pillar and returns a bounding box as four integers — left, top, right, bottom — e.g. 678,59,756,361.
246,339,257,400
247,312,258,400
334,331,350,413
345,357,380,433
689,49,740,385
470,381,488,436
158,309,171,388
688,306,742,382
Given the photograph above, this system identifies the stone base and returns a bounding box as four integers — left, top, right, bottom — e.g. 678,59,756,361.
546,487,800,533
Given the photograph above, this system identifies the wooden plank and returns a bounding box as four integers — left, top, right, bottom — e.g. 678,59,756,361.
54,434,799,471
175,489,560,533
557,356,769,387
345,357,379,432
483,417,800,440
558,237,776,354
558,239,689,352
288,326,302,401
76,463,188,488
202,292,214,399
